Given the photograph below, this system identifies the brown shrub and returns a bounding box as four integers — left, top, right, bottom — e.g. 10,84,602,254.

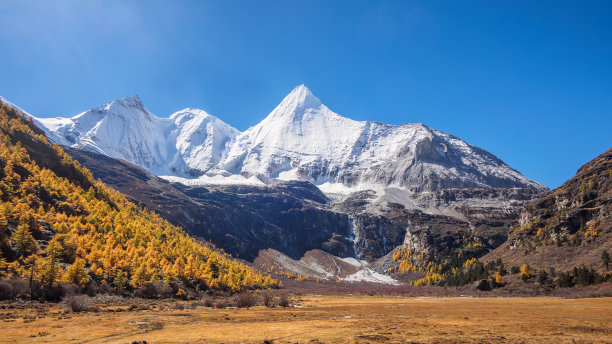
37,285,64,301
0,277,28,300
62,294,91,312
137,281,173,299
278,293,291,307
9,278,28,297
187,301,201,309
85,282,112,296
60,283,80,296
262,292,274,308
0,280,13,300
235,292,256,308
203,298,213,307
213,300,227,309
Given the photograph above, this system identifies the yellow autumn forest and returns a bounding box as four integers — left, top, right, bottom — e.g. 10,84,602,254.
0,102,277,294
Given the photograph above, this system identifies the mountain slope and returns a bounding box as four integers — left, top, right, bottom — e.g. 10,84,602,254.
33,86,545,193
62,144,532,287
62,147,354,261
485,148,612,271
0,99,276,292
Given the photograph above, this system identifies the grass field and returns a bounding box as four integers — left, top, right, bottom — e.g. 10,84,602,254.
1,295,611,343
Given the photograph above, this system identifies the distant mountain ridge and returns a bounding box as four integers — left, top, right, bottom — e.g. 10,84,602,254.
29,85,544,193
33,95,238,177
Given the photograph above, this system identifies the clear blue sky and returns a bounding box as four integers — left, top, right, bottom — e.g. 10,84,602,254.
0,1,610,189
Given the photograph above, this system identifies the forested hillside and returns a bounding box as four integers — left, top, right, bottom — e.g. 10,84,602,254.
0,101,276,298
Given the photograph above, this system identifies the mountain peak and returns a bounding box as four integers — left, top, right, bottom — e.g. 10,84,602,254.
280,84,321,110
171,108,212,119
292,84,312,95
109,94,143,109
262,85,324,124
99,94,154,122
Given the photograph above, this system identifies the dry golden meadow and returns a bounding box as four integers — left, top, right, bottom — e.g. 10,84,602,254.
1,295,611,344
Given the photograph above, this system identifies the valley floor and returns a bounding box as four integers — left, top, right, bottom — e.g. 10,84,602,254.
1,295,611,344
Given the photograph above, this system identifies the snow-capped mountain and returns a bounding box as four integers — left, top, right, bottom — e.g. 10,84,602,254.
217,85,544,192
31,86,545,192
4,92,548,275
34,95,238,176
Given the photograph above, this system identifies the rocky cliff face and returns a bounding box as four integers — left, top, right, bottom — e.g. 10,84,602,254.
410,188,543,220
344,201,513,277
517,148,611,235
485,148,612,271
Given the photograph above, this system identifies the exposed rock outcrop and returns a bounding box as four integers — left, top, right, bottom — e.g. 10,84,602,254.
485,148,612,271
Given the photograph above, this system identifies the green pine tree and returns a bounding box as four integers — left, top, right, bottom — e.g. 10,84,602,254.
10,224,36,257
113,270,127,290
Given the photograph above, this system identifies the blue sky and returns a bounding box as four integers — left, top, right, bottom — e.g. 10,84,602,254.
0,0,610,188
